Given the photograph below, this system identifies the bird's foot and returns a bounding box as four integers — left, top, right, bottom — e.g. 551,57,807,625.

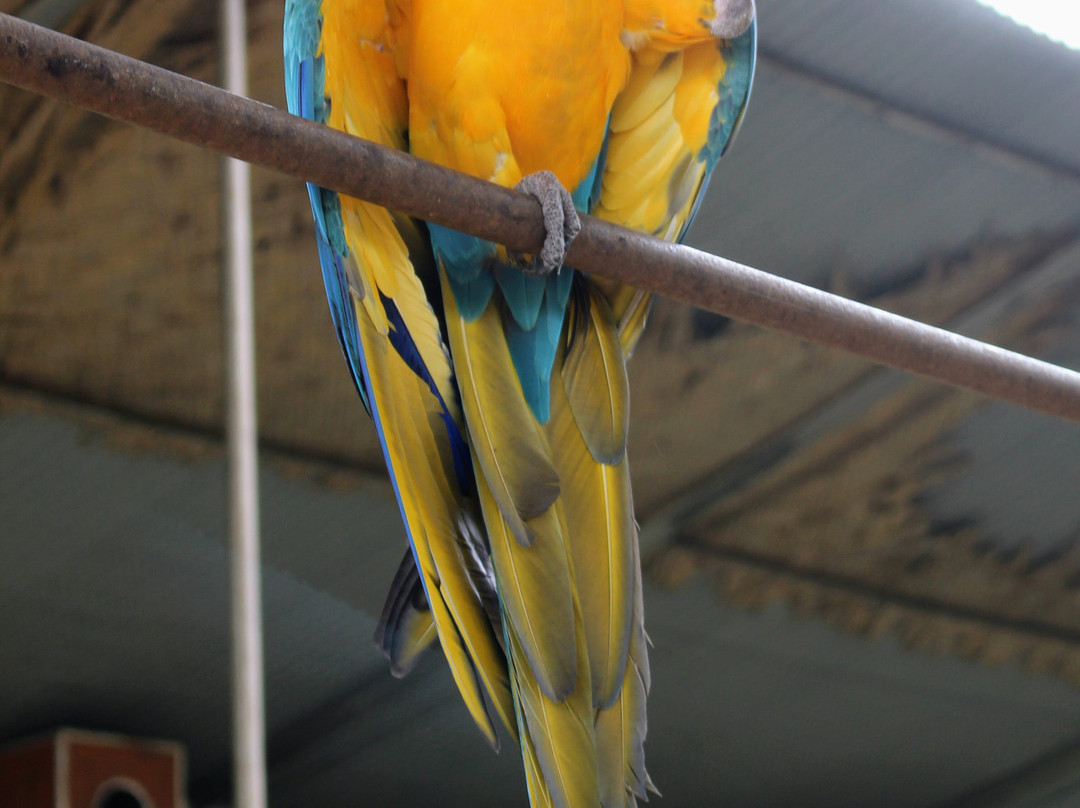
512,170,581,277
711,0,755,38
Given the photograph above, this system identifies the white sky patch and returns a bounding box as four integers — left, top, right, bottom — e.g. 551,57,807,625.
975,0,1080,50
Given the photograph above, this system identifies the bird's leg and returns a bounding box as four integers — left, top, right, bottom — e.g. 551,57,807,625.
512,170,582,277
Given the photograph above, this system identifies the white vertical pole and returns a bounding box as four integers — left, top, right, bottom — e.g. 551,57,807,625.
219,0,267,806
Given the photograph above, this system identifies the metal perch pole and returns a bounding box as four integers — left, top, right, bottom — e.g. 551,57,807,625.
216,0,268,805
2,12,1080,424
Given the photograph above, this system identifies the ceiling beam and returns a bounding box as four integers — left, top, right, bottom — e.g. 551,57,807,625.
0,381,393,483
935,733,1080,808
639,235,1080,555
674,532,1080,647
16,0,92,29
758,48,1080,185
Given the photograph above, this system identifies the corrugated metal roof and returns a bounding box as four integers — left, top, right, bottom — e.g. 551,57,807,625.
757,0,1080,174
688,57,1080,290
925,325,1080,564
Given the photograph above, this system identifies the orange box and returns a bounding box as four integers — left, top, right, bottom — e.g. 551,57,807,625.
0,729,185,808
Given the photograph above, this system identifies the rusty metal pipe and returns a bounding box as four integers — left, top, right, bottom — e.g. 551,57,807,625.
3,12,1080,423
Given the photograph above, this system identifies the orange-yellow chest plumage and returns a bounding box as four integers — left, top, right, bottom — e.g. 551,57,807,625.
403,0,631,191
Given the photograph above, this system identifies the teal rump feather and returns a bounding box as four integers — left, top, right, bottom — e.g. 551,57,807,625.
429,155,603,424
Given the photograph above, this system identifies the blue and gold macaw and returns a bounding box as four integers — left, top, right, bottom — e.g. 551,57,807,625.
283,2,755,805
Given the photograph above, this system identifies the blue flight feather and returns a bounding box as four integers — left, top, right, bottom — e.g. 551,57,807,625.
283,2,477,640
285,2,367,401
285,2,472,494
381,294,475,496
287,40,371,410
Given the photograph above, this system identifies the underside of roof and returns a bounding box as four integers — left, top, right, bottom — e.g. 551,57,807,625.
3,0,1080,805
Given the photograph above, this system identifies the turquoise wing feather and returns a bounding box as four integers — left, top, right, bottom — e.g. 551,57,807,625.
429,161,596,425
